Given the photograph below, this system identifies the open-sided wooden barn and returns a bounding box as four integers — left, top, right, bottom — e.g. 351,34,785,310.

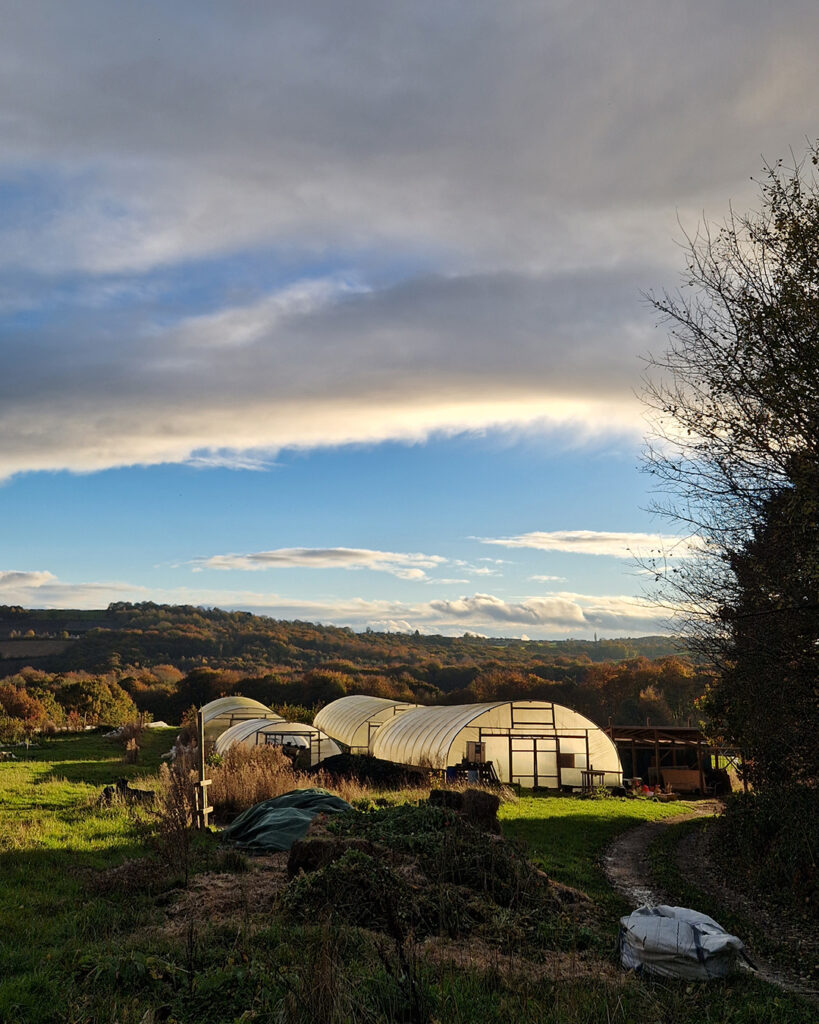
603,724,745,794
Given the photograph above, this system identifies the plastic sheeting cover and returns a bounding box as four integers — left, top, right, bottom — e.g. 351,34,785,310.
313,695,417,751
619,905,745,979
221,788,352,852
214,718,342,764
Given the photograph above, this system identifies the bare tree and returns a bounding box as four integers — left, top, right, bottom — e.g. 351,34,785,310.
642,144,819,786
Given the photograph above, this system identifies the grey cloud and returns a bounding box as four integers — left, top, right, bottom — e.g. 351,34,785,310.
428,593,586,627
0,268,650,477
2,4,819,474
2,2,818,274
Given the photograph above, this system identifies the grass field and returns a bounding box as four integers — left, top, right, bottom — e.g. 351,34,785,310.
0,732,813,1023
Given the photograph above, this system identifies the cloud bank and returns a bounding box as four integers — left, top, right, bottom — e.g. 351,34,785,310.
2,2,818,476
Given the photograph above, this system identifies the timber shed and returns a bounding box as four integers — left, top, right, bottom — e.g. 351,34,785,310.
604,724,744,794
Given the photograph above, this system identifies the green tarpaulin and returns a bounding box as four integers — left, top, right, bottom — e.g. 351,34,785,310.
221,788,353,852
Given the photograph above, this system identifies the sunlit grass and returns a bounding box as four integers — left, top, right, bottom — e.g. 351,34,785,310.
500,792,695,899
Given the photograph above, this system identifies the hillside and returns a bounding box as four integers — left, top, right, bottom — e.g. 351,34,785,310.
0,601,682,675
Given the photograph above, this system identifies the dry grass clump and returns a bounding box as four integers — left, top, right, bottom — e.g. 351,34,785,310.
210,745,303,814
209,746,438,816
208,745,518,818
154,761,198,884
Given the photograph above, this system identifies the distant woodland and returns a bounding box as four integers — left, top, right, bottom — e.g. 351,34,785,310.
0,602,713,740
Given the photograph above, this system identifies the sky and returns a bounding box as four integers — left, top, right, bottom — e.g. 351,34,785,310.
1,1,817,639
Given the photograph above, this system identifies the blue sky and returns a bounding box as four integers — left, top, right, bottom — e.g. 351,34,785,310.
1,2,816,638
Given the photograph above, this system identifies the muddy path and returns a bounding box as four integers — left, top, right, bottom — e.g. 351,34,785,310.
603,801,819,1002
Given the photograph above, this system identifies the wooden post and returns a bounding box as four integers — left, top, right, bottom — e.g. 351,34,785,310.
653,730,661,787
696,736,705,796
196,710,212,829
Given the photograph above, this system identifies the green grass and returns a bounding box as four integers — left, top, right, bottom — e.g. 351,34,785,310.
500,793,691,901
0,728,177,1023
0,737,815,1023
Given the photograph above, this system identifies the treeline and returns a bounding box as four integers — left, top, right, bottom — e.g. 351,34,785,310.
0,601,682,674
0,603,713,741
0,656,713,742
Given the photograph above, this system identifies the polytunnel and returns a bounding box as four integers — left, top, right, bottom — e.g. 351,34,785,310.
313,695,418,754
214,718,342,766
371,700,623,789
199,696,284,743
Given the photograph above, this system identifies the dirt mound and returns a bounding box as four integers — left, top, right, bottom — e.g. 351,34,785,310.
311,753,428,788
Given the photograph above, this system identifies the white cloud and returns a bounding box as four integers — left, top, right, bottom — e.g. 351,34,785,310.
481,530,700,558
0,570,59,590
193,547,447,581
0,569,140,607
0,567,671,637
530,574,568,582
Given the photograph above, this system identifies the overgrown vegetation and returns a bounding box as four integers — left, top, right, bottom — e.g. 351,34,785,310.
711,789,819,917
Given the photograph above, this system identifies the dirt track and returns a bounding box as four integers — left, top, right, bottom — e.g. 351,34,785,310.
603,801,819,1002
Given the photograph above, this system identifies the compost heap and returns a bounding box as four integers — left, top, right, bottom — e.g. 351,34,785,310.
280,802,576,948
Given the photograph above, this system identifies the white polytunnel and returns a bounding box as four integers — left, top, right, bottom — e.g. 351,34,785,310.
313,695,419,754
371,700,623,789
200,696,284,743
214,718,342,766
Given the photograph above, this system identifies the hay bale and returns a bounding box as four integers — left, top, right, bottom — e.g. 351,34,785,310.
462,789,500,833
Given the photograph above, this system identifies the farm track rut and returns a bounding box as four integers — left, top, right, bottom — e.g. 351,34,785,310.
603,801,819,1002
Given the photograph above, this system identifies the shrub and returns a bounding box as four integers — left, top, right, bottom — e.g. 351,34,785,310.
712,787,818,917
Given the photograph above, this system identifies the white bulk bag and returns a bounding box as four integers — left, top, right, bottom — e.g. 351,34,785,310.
619,905,745,980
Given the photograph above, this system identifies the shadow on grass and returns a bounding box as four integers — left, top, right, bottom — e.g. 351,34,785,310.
0,839,167,1024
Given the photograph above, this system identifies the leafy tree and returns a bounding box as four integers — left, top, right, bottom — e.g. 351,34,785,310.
643,144,819,789
55,676,137,727
710,465,819,787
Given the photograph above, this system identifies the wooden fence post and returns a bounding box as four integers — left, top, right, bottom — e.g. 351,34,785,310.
196,710,212,829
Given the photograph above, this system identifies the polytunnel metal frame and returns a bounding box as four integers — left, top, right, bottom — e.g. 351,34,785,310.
313,695,418,753
214,717,341,766
371,700,623,789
